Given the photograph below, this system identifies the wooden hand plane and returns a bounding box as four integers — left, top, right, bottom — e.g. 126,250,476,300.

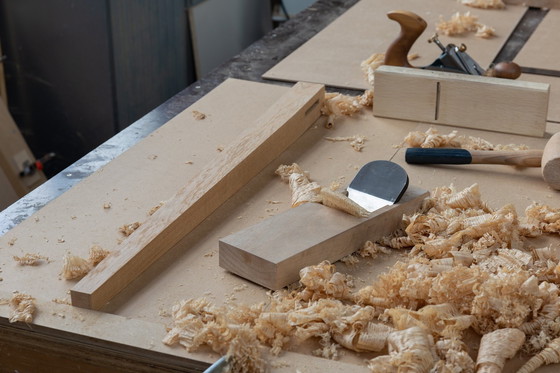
384,10,521,79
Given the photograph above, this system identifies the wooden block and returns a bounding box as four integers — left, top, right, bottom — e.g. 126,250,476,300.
219,185,428,290
70,81,325,310
373,66,549,137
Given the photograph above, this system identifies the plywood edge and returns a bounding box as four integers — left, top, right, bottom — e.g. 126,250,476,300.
71,81,325,310
0,292,370,372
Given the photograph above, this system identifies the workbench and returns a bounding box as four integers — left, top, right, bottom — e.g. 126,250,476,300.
1,0,559,372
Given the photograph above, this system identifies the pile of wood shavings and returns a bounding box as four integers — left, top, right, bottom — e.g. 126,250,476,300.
401,127,529,151
360,52,420,86
0,292,37,323
60,245,110,280
460,0,506,9
321,91,373,128
436,11,496,38
163,183,560,372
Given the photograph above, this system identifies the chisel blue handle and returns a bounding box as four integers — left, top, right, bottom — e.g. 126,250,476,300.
405,148,542,167
405,148,473,164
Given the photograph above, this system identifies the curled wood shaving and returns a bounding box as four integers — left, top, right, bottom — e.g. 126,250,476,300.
119,221,141,236
401,127,528,151
13,253,49,266
518,336,560,373
61,254,92,280
321,91,373,128
460,0,505,9
61,245,110,280
324,135,367,152
475,328,525,372
360,52,420,85
7,292,36,323
88,245,110,266
275,163,368,217
436,11,495,38
368,326,437,372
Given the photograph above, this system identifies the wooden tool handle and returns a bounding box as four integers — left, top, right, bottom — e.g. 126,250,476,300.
384,10,427,67
542,132,560,190
406,148,543,167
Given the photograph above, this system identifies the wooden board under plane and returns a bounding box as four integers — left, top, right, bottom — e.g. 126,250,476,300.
263,0,526,90
0,77,559,371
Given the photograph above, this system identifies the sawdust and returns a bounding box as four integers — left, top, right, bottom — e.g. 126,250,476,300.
401,127,529,150
192,110,207,120
13,253,50,266
162,183,560,372
436,11,496,38
119,222,141,237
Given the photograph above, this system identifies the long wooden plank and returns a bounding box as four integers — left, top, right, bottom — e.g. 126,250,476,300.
373,65,549,137
71,81,325,310
263,0,525,90
219,185,428,290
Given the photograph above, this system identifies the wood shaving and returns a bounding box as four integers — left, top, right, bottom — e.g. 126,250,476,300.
324,135,366,152
119,221,141,236
192,110,206,120
436,11,495,38
7,292,36,323
13,253,49,266
476,328,525,372
60,245,109,280
88,245,110,266
61,254,92,280
163,183,560,371
275,163,368,217
148,201,164,216
401,127,528,150
460,0,505,9
52,298,72,305
518,336,560,373
321,91,373,128
361,52,420,85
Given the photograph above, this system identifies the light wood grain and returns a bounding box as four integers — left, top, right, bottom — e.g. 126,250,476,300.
70,82,325,310
263,0,526,90
373,65,549,137
219,185,428,290
542,131,560,190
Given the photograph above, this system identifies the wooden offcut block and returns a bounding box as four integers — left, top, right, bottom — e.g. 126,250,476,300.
373,66,550,137
219,186,428,290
